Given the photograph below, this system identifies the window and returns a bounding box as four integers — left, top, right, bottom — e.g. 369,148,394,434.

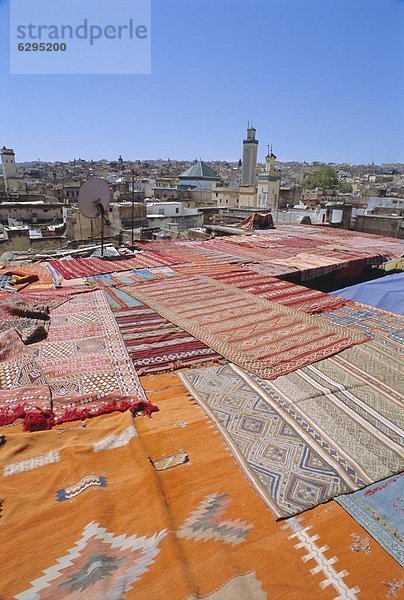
175,207,179,214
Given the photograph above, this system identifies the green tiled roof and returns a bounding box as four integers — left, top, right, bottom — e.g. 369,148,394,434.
179,160,221,180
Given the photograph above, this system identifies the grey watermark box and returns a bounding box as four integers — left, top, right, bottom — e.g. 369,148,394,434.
10,0,151,74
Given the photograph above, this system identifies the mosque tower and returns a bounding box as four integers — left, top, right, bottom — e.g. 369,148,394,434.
241,124,258,187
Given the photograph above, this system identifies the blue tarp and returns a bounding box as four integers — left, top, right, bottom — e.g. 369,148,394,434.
332,272,404,315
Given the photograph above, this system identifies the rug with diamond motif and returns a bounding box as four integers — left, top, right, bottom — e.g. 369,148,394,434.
0,329,52,429
30,290,156,423
0,410,193,599
179,359,404,518
123,275,368,380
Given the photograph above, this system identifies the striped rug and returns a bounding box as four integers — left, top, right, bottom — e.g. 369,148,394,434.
179,359,404,518
123,275,368,379
210,270,348,313
50,251,179,280
115,305,221,374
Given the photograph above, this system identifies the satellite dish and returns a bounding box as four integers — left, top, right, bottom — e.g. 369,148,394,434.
78,178,112,256
78,178,111,219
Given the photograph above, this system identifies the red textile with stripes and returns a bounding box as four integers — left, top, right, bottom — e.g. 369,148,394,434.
210,271,348,314
122,275,369,380
49,251,179,280
114,305,221,374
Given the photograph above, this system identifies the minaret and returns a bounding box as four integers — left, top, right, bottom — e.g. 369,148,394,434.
1,147,17,184
265,145,276,174
241,124,258,186
1,147,17,179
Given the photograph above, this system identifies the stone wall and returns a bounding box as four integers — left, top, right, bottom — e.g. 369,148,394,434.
354,215,403,239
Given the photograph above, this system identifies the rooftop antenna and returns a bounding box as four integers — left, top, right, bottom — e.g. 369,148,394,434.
78,178,111,257
267,144,270,156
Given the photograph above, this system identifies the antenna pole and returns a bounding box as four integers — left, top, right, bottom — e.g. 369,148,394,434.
131,169,135,246
101,212,104,257
95,199,105,257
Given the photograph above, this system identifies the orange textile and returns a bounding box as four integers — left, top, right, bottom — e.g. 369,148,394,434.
0,263,54,291
15,263,55,290
1,372,402,599
1,410,192,599
137,372,403,599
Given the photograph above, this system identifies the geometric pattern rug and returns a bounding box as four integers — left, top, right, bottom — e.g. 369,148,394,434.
29,290,154,424
124,275,368,380
139,370,404,600
336,472,404,567
210,270,349,314
49,251,179,280
114,304,222,375
317,301,404,345
0,329,52,429
0,411,177,599
85,266,177,288
179,362,404,518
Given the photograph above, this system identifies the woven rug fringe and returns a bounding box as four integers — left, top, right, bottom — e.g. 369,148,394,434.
54,398,158,424
0,399,158,431
136,357,227,376
0,406,53,432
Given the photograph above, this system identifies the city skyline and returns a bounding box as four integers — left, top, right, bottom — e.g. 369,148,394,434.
0,0,403,164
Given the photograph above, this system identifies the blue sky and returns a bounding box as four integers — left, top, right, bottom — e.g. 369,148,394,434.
0,0,403,163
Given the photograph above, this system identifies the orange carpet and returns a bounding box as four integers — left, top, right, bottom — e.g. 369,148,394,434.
138,372,403,599
0,410,192,599
1,372,401,599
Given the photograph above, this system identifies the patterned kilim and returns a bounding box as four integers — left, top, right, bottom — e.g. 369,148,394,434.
123,275,368,379
2,373,403,599
49,251,179,280
210,270,348,313
0,329,52,428
0,295,51,344
173,264,245,276
337,473,404,566
29,290,153,423
179,361,404,518
317,301,404,344
317,303,404,403
114,304,222,375
135,371,403,599
137,242,243,266
245,262,301,277
103,286,144,310
19,286,96,307
86,266,177,288
137,225,404,281
0,411,194,599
